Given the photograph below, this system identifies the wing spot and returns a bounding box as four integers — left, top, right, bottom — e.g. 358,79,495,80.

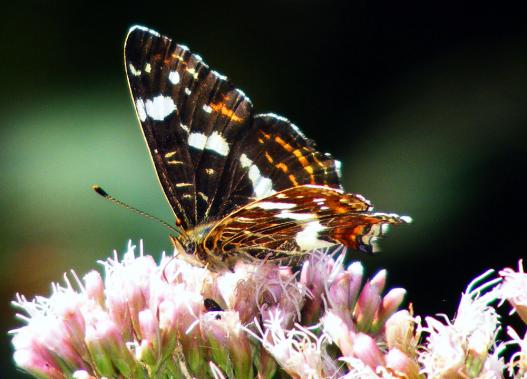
240,153,252,168
171,52,184,62
135,98,147,122
264,152,274,163
186,67,199,79
247,202,296,210
180,123,190,133
144,63,152,73
188,132,207,150
240,154,275,198
205,131,230,156
198,192,209,202
168,71,180,84
211,70,227,80
184,88,192,95
203,104,212,113
145,95,177,121
335,160,343,179
295,221,333,250
205,168,215,175
165,151,177,158
176,183,192,188
129,63,141,76
276,212,313,220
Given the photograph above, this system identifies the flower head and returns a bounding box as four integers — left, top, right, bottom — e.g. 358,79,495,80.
500,260,527,325
418,270,505,378
11,241,410,378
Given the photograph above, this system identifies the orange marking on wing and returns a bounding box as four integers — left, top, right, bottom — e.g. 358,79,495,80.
260,130,272,140
209,102,242,122
293,149,309,167
264,152,274,163
171,53,185,62
276,162,288,173
274,136,294,152
288,174,299,186
293,150,315,183
310,151,326,168
274,137,316,183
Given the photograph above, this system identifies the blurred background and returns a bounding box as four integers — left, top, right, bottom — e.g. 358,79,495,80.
1,0,526,376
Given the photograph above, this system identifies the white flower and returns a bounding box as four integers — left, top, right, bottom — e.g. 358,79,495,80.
418,270,505,378
247,310,329,379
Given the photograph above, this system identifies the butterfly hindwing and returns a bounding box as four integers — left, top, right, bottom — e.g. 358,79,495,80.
204,185,408,262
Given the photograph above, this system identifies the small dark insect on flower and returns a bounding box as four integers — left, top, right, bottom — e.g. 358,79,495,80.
204,298,224,312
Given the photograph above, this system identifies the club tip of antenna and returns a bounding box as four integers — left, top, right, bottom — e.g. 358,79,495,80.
92,185,109,198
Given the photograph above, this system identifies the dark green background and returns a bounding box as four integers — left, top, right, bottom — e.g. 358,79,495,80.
1,1,526,377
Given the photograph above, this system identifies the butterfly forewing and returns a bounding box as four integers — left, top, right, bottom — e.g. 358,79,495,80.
125,26,253,228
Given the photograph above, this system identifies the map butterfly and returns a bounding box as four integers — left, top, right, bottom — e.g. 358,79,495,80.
122,25,411,270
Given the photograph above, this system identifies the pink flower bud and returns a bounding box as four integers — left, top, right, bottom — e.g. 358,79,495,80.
327,262,364,325
13,347,65,379
374,287,406,331
352,332,385,369
385,310,419,355
202,311,253,377
138,309,159,356
385,348,420,379
84,270,104,306
136,339,156,366
322,311,355,357
354,277,382,333
300,252,337,324
85,317,136,377
370,269,387,293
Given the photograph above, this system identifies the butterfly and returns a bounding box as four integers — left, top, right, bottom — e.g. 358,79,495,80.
123,25,410,270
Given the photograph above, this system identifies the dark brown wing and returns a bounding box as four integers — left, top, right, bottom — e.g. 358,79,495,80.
125,26,253,228
203,185,411,260
125,27,343,229
209,114,343,219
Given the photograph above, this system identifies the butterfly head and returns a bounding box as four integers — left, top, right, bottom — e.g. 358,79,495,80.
168,223,218,267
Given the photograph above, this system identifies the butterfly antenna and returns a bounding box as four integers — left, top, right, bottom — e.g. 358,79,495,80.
92,185,183,237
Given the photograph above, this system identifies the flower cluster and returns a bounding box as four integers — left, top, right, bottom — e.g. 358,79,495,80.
11,242,408,378
499,260,527,378
10,242,527,378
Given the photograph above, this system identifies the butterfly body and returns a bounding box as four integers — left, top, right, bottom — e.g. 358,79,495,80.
124,25,410,270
